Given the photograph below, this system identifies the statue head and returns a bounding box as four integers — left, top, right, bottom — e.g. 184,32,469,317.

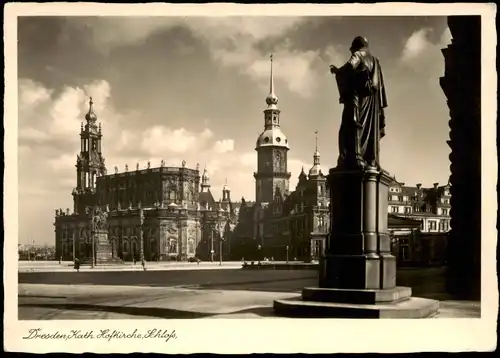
350,36,369,53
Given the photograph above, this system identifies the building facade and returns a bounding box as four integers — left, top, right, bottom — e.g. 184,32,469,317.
388,181,451,234
54,99,238,263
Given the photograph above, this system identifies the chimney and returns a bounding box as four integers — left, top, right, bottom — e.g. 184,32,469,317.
433,182,439,189
416,183,422,190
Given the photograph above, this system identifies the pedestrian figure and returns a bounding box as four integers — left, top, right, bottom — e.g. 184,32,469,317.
197,258,201,265
74,258,80,272
141,259,146,271
59,256,62,264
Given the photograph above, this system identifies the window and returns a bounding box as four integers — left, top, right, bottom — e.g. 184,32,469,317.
404,207,411,214
429,221,437,231
443,220,449,231
391,206,398,213
442,209,448,215
188,239,195,254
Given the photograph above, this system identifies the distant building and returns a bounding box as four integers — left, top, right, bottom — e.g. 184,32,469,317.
388,181,451,233
232,55,453,263
54,98,238,263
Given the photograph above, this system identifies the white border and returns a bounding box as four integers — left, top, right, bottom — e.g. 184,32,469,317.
4,3,498,353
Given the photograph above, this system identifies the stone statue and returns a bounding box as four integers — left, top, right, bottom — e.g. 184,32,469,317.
147,161,151,169
66,208,70,215
117,201,122,211
55,209,59,217
329,36,388,170
114,166,118,174
93,207,108,231
125,164,129,172
138,201,142,209
182,160,186,168
129,201,132,210
161,159,165,167
136,163,139,170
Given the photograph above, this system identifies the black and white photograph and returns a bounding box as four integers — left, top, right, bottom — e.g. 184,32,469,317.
4,3,497,354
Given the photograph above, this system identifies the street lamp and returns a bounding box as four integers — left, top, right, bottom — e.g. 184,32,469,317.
86,205,97,268
218,222,225,266
139,208,145,269
72,230,76,263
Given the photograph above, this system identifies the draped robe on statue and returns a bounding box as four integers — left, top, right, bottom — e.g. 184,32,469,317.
335,49,388,169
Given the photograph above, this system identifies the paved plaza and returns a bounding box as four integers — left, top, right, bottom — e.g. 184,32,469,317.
18,268,480,320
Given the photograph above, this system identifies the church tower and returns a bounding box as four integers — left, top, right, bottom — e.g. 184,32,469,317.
72,97,107,214
254,54,291,204
308,132,328,206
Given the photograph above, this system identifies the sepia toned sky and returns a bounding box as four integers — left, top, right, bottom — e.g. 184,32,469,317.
18,15,452,245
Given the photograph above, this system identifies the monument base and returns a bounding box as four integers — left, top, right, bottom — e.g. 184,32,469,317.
95,231,124,265
273,295,439,319
274,286,439,318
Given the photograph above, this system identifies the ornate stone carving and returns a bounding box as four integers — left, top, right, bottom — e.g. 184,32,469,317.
114,166,118,174
125,164,129,172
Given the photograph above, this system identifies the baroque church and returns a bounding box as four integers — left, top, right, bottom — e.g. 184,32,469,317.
54,98,239,263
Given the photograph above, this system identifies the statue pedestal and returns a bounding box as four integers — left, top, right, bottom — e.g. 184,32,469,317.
274,167,439,318
95,230,123,265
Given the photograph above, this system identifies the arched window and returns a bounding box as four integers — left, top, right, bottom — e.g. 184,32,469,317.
169,190,176,200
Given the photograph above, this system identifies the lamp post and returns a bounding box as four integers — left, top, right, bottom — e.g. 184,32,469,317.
210,224,215,262
218,222,224,266
219,238,223,266
72,230,76,263
86,205,96,268
286,245,289,263
139,208,145,270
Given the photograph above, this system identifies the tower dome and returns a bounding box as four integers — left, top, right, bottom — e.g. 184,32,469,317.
85,97,97,122
308,132,322,177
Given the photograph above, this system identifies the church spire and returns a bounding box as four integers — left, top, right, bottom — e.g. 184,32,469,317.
265,53,279,110
309,131,322,177
85,97,97,123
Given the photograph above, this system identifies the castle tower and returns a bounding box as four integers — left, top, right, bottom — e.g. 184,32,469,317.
72,97,107,214
222,178,231,202
201,166,211,193
254,54,291,203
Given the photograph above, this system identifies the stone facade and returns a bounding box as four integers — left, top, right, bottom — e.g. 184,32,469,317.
54,99,237,263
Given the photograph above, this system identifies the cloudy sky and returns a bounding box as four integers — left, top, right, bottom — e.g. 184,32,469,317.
18,15,452,245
